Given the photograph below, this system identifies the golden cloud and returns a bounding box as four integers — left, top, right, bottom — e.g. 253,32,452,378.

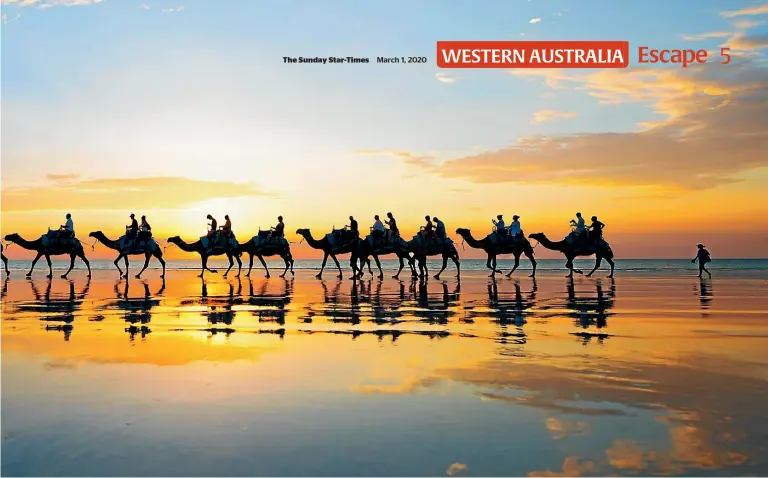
373,60,768,191
1,176,272,212
532,110,577,123
721,3,768,18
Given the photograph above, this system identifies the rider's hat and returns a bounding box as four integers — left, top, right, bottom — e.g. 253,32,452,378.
513,215,520,220
130,213,135,218
697,243,704,247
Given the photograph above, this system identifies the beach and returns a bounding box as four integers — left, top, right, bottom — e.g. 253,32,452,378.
2,263,768,476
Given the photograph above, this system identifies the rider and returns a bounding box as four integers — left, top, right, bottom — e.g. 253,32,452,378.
59,213,74,239
385,212,399,238
570,212,586,239
492,214,506,237
343,216,359,245
589,216,605,243
270,216,285,241
509,215,523,239
372,215,386,245
221,214,233,251
207,214,218,249
422,215,434,241
433,216,446,240
138,215,152,245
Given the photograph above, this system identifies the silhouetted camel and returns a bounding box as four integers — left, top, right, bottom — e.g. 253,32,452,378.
455,228,537,277
3,233,91,279
237,233,295,278
295,228,366,279
89,231,166,279
167,236,242,278
528,232,615,278
406,234,460,280
1,244,9,276
353,232,415,279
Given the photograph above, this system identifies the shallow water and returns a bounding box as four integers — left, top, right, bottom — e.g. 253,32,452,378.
2,269,768,476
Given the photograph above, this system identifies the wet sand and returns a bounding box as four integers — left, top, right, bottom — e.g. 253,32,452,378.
2,269,768,476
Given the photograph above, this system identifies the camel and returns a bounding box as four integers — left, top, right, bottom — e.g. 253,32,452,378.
528,232,615,278
89,231,166,279
353,232,416,279
296,228,366,279
1,244,9,276
167,235,242,278
3,233,91,279
237,231,295,278
455,228,537,277
406,233,460,280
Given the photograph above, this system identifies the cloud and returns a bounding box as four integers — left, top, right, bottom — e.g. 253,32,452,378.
436,72,456,84
1,0,104,7
139,3,149,9
681,31,732,41
532,109,577,123
373,59,768,191
1,12,21,22
529,456,596,477
355,150,437,169
446,463,468,476
729,33,768,51
1,176,272,211
529,18,541,24
162,5,184,13
721,3,768,18
732,20,765,29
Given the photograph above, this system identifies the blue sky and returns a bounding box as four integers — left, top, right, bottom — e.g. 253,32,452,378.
2,0,767,258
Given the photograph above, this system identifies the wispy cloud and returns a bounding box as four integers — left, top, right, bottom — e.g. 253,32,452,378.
355,150,436,169
681,31,732,41
532,109,577,123
529,18,541,24
139,3,150,9
446,463,468,476
721,3,768,18
1,12,21,23
732,20,765,29
1,176,272,211
436,72,456,84
1,0,105,7
162,5,185,13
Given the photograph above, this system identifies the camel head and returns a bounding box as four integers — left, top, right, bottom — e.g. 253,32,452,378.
88,231,102,238
4,233,20,242
455,228,471,237
295,228,310,237
528,232,545,242
167,236,182,244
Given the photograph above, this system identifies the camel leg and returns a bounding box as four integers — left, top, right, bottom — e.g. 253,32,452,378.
452,253,461,278
114,254,125,278
199,255,208,278
434,255,448,280
235,254,242,277
506,254,521,277
78,251,91,278
330,254,343,279
280,254,290,278
366,258,373,277
246,254,254,277
156,251,166,278
586,256,603,277
317,253,329,279
288,253,295,276
394,256,404,280
26,252,42,277
122,255,130,278
257,254,270,278
348,255,359,280
527,252,537,278
606,257,615,278
373,255,384,279
223,255,235,277
486,255,496,277
2,254,8,276
136,253,152,279
62,254,76,279
565,260,573,278
45,255,54,279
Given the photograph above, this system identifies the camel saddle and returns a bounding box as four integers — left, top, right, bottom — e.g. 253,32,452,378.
411,234,453,250
40,231,77,249
326,229,357,250
119,235,159,253
366,230,401,248
252,230,287,248
488,232,525,246
565,232,609,249
201,233,238,251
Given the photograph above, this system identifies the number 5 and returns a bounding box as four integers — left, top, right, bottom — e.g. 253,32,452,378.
720,47,731,65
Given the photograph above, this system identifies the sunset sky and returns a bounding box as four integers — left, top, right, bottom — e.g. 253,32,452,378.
2,0,767,259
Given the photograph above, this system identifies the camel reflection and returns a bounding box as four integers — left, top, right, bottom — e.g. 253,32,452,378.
247,277,292,323
16,278,91,341
97,279,165,341
410,279,461,324
565,277,616,345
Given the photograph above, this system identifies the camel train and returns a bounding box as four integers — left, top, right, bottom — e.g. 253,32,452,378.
3,215,615,280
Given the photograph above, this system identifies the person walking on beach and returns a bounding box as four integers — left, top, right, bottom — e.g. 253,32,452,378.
692,243,712,278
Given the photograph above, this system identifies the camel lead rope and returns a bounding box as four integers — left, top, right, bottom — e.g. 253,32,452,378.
89,239,98,251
